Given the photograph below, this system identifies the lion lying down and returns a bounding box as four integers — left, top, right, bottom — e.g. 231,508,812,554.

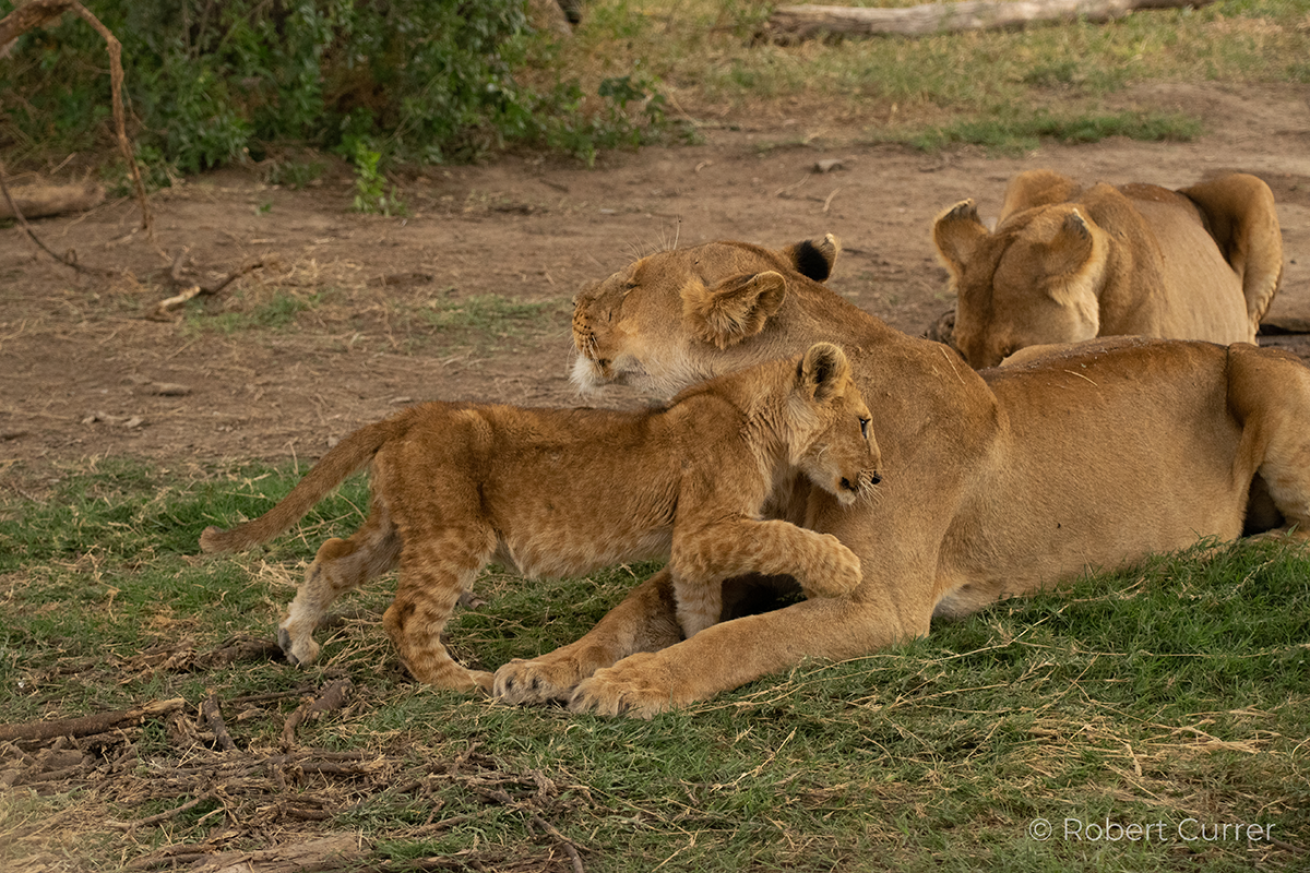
931,170,1284,368
491,235,1310,717
201,342,881,692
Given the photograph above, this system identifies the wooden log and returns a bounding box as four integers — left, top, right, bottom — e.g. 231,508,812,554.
768,0,1216,41
0,698,185,743
0,181,104,220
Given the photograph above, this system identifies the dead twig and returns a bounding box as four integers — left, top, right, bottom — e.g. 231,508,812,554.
147,256,275,321
108,790,215,830
531,814,586,873
280,678,352,750
200,691,237,752
0,698,184,743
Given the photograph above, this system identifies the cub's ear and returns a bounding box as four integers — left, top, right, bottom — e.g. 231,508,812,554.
782,234,840,281
797,342,851,404
932,200,989,280
1040,208,1097,280
682,271,786,349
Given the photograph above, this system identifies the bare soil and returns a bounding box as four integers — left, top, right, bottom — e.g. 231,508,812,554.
3,83,1309,489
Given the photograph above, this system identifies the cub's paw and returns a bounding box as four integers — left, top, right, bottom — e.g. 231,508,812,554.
568,654,674,719
801,536,863,598
493,657,586,705
277,625,321,667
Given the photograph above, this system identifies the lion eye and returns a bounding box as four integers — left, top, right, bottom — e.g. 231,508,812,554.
859,416,871,439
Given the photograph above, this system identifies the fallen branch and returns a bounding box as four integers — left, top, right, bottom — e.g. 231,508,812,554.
0,0,154,268
147,256,274,321
0,698,185,743
280,678,352,750
201,691,238,752
768,0,1216,41
0,180,104,220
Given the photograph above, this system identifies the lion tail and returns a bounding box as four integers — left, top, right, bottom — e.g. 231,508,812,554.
199,414,407,553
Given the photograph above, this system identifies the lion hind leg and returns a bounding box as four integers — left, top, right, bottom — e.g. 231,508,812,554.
384,525,498,693
671,518,862,638
1230,347,1310,542
279,499,400,667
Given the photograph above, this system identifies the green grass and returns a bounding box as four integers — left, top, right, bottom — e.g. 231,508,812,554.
184,289,330,335
421,293,572,349
897,108,1203,155
561,0,1310,149
1,461,1307,870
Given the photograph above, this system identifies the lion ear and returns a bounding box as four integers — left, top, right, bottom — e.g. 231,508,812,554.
1041,209,1098,281
782,234,840,281
932,200,988,281
797,342,851,404
682,271,786,349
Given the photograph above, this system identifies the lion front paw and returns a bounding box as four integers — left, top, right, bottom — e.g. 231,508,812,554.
493,657,584,705
800,536,862,598
567,654,674,719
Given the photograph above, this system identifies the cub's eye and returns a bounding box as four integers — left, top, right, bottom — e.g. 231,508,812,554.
859,416,871,439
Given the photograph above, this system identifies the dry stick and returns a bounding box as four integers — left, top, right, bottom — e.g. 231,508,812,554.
532,815,586,873
109,791,216,830
200,691,237,752
0,160,107,275
280,678,352,750
0,698,184,743
63,1,153,237
148,256,273,321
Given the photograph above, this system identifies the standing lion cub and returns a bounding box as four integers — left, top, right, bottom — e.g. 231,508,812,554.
201,342,882,692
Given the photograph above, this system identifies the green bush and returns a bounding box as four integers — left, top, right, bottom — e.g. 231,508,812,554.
0,0,669,174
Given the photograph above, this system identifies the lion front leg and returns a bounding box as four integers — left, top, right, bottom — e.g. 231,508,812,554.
671,518,862,637
568,594,916,718
493,567,684,705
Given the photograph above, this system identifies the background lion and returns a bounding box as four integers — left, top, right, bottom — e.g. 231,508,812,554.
201,342,881,692
493,235,1310,717
931,170,1284,368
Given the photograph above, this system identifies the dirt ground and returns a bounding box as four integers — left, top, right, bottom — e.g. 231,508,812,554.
2,82,1310,485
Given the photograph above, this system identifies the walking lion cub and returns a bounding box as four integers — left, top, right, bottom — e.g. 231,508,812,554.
201,342,881,692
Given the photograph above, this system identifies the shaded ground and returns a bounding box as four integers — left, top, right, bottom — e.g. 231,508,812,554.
3,82,1309,489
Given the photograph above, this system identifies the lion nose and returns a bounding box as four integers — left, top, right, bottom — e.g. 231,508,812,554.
870,472,883,485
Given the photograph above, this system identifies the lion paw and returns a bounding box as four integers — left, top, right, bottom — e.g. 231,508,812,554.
493,657,586,705
567,654,673,719
277,624,321,667
801,536,863,598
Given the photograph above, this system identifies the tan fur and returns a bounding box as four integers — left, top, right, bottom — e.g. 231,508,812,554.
932,170,1284,368
201,342,881,692
492,236,1310,717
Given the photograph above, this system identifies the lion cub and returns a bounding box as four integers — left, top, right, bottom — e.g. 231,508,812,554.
201,342,881,693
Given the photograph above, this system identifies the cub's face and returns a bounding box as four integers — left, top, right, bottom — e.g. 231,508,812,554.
795,377,882,506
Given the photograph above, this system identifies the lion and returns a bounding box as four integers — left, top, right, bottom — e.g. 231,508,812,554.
930,170,1284,368
490,235,1310,717
200,341,882,692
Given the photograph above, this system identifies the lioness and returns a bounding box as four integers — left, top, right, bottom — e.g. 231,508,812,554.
491,235,1310,717
201,342,881,692
931,170,1283,367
